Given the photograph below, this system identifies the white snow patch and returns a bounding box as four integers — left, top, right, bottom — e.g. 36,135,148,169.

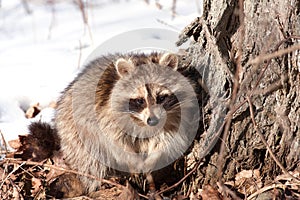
0,0,202,148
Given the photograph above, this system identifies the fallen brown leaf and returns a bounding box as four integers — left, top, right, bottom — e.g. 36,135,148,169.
200,185,223,200
25,103,41,119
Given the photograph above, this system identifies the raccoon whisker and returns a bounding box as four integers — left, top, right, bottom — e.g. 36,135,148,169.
165,102,181,109
119,109,134,114
175,99,196,106
178,98,195,103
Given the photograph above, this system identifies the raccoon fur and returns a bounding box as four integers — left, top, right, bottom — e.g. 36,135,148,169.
55,52,199,193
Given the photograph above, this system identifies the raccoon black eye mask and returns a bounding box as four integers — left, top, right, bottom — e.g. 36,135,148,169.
129,97,146,112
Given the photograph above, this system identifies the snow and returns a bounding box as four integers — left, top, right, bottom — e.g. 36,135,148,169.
0,0,202,148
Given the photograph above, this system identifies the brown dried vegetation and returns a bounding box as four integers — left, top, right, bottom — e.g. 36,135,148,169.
1,0,300,199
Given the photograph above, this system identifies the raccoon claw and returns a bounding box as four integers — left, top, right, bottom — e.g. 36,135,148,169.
146,173,162,200
147,191,162,200
148,191,155,200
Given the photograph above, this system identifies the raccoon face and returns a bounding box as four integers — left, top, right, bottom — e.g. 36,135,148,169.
128,84,179,127
112,53,180,129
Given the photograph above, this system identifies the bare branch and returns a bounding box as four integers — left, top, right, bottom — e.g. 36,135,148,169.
247,44,300,66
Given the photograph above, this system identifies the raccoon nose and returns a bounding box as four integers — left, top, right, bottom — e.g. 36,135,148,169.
147,116,159,126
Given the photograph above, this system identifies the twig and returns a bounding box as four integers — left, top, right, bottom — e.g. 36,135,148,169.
230,35,300,120
251,77,284,96
253,35,300,88
77,0,88,25
156,19,180,31
5,158,124,189
247,43,300,66
47,1,56,40
10,178,23,199
6,158,152,199
21,0,32,14
77,0,93,43
171,0,177,19
216,182,242,200
156,161,200,196
0,130,8,154
78,40,82,69
138,193,149,199
214,34,300,199
247,183,286,200
0,162,26,190
246,96,300,183
217,0,245,183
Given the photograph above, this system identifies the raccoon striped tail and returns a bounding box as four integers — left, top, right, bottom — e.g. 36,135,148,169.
16,122,60,161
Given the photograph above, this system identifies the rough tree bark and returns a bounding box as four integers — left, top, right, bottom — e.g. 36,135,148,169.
178,0,300,198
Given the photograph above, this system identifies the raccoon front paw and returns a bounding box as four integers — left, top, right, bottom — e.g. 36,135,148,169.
147,191,162,200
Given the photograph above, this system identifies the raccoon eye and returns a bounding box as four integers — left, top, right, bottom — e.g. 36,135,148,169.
162,94,178,110
156,95,168,104
129,98,146,112
134,98,145,105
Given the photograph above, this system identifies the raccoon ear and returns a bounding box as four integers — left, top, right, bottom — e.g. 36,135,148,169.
159,53,178,71
115,58,135,77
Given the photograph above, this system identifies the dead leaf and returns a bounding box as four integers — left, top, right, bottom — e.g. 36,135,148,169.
12,186,21,200
234,169,262,195
200,185,223,200
25,103,41,118
8,138,21,150
275,171,299,182
117,181,139,200
48,173,84,198
46,152,68,183
31,177,42,196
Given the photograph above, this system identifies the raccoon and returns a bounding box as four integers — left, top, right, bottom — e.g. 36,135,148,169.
55,52,199,193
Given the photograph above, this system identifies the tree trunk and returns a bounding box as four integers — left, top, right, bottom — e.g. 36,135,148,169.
178,0,300,198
